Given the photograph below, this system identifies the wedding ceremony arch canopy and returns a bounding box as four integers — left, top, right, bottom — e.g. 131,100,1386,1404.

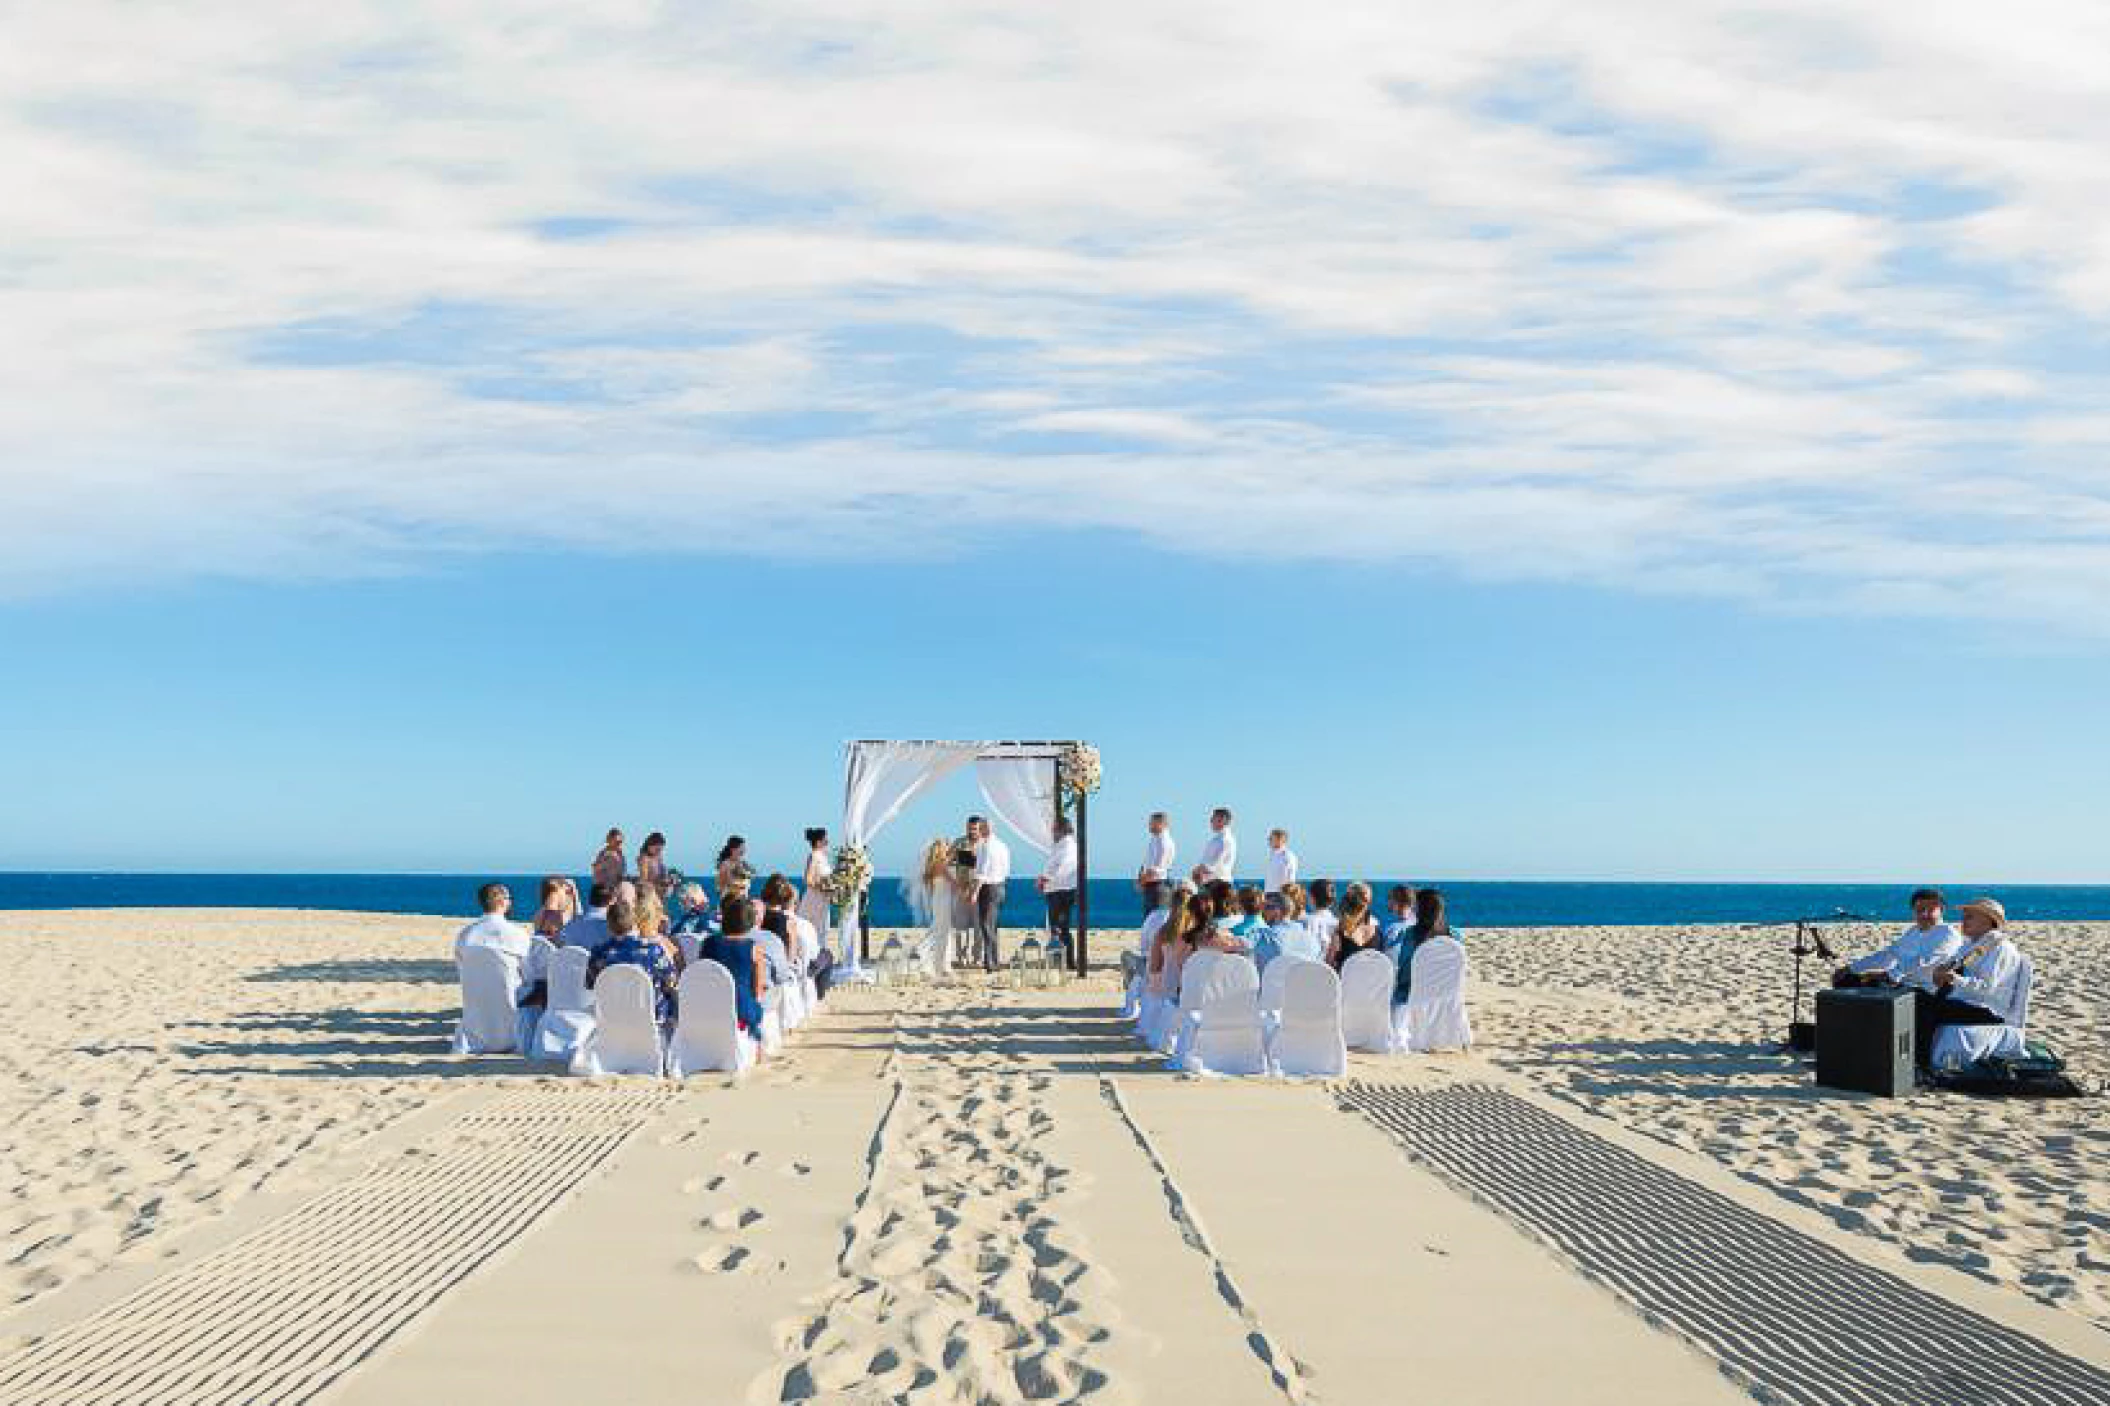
838,739,1094,975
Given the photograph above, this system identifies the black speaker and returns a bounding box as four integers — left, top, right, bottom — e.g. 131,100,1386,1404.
1814,987,1915,1097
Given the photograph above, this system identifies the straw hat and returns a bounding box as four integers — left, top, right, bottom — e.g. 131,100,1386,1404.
1960,897,2007,928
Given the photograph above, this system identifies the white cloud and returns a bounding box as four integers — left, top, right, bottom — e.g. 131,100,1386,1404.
2,0,2108,634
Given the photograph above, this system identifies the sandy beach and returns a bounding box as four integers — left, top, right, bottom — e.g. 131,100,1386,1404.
2,909,2106,1405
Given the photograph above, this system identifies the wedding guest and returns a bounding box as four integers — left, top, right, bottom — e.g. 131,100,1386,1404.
638,832,671,898
1281,882,1308,920
971,815,1011,971
716,836,753,899
1380,886,1418,952
798,828,834,951
1138,812,1176,914
592,829,626,892
1150,891,1201,1003
558,881,614,951
671,881,716,937
1251,891,1324,970
1392,888,1451,1009
701,896,771,1045
455,883,532,986
1197,808,1237,884
1834,888,1961,993
531,876,578,940
1038,817,1079,961
1915,898,2029,1067
634,886,679,968
1328,883,1381,968
1204,879,1236,929
1264,830,1298,895
586,898,679,1028
1191,892,1250,956
758,875,805,983
1229,887,1267,941
1305,879,1339,953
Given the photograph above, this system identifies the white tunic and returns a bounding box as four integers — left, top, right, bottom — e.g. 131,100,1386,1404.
975,834,1012,886
1946,936,2029,1025
1197,828,1237,882
1265,845,1299,894
1143,831,1176,882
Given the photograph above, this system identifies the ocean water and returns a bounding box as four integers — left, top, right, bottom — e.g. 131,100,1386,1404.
3,873,2106,929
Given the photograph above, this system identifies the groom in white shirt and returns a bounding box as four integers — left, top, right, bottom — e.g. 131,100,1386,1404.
971,815,1011,971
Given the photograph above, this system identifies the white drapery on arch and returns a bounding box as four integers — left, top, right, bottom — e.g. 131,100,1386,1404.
832,740,1081,972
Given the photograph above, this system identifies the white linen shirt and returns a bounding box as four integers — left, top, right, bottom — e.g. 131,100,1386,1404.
455,913,532,994
1265,845,1298,894
1846,922,1962,992
1143,830,1176,882
974,834,1013,887
1041,834,1078,892
1946,936,2029,1025
1198,828,1237,882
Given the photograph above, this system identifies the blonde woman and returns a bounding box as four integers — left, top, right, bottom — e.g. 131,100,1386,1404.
907,838,958,977
635,886,679,968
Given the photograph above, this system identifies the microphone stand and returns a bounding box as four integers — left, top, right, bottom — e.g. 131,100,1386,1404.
1780,910,1856,1054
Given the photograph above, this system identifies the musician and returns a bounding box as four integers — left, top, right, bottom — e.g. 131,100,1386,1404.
1913,897,2028,1067
1832,888,1960,992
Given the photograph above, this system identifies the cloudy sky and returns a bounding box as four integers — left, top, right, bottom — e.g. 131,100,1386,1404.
4,2,2107,880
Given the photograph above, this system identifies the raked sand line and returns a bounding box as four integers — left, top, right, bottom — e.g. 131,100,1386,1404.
1341,1081,2110,1406
0,1086,670,1406
755,989,1121,1404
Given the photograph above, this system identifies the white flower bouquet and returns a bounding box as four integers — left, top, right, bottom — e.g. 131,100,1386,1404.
1058,742,1102,799
823,844,872,907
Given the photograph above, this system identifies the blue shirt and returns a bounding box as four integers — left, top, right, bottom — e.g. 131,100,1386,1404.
1251,920,1323,971
1381,918,1416,954
671,908,716,937
587,935,680,1025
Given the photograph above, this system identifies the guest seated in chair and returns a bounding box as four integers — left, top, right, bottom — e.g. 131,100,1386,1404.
456,882,532,996
1834,887,1959,992
1250,891,1320,970
586,898,680,1031
559,882,615,952
671,881,716,938
700,896,771,1049
1913,897,2026,1068
1392,888,1450,1009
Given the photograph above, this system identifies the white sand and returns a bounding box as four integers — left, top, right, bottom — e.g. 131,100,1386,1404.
2,909,2105,1403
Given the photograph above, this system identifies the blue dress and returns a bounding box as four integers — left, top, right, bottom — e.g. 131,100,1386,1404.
699,934,765,1034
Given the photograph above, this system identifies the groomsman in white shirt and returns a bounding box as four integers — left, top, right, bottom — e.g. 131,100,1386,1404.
1037,818,1079,962
1138,812,1176,915
1196,808,1237,884
971,815,1012,971
1264,829,1298,895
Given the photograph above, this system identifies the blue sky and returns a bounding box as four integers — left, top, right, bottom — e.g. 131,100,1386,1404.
3,3,2108,879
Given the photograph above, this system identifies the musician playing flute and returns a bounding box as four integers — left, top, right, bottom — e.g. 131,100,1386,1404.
1913,897,2029,1069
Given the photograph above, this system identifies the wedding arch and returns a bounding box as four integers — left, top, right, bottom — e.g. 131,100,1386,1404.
832,739,1099,975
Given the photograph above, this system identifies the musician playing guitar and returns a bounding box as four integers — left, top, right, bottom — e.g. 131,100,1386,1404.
1912,897,2028,1069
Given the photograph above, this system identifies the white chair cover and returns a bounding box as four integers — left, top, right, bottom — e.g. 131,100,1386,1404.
571,964,665,1077
759,984,785,1056
1258,954,1309,1019
666,959,755,1077
451,945,525,1055
531,946,597,1062
1338,949,1397,1053
1185,956,1267,1076
1158,949,1223,1053
1270,960,1347,1078
779,971,808,1031
1929,1023,2030,1071
1404,936,1472,1053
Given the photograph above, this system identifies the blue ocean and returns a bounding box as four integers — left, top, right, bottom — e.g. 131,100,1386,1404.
3,873,2106,928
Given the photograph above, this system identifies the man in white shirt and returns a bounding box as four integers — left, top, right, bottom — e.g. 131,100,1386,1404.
1303,877,1339,953
1264,829,1298,895
1138,812,1176,915
1915,897,2029,1066
1834,888,1961,994
1037,817,1079,963
1196,807,1237,884
455,882,533,996
971,815,1012,971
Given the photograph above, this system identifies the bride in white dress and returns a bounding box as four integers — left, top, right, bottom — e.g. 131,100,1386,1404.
905,838,958,977
797,827,834,960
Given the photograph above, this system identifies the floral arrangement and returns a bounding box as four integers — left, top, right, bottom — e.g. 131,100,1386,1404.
823,844,872,906
1057,742,1102,799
